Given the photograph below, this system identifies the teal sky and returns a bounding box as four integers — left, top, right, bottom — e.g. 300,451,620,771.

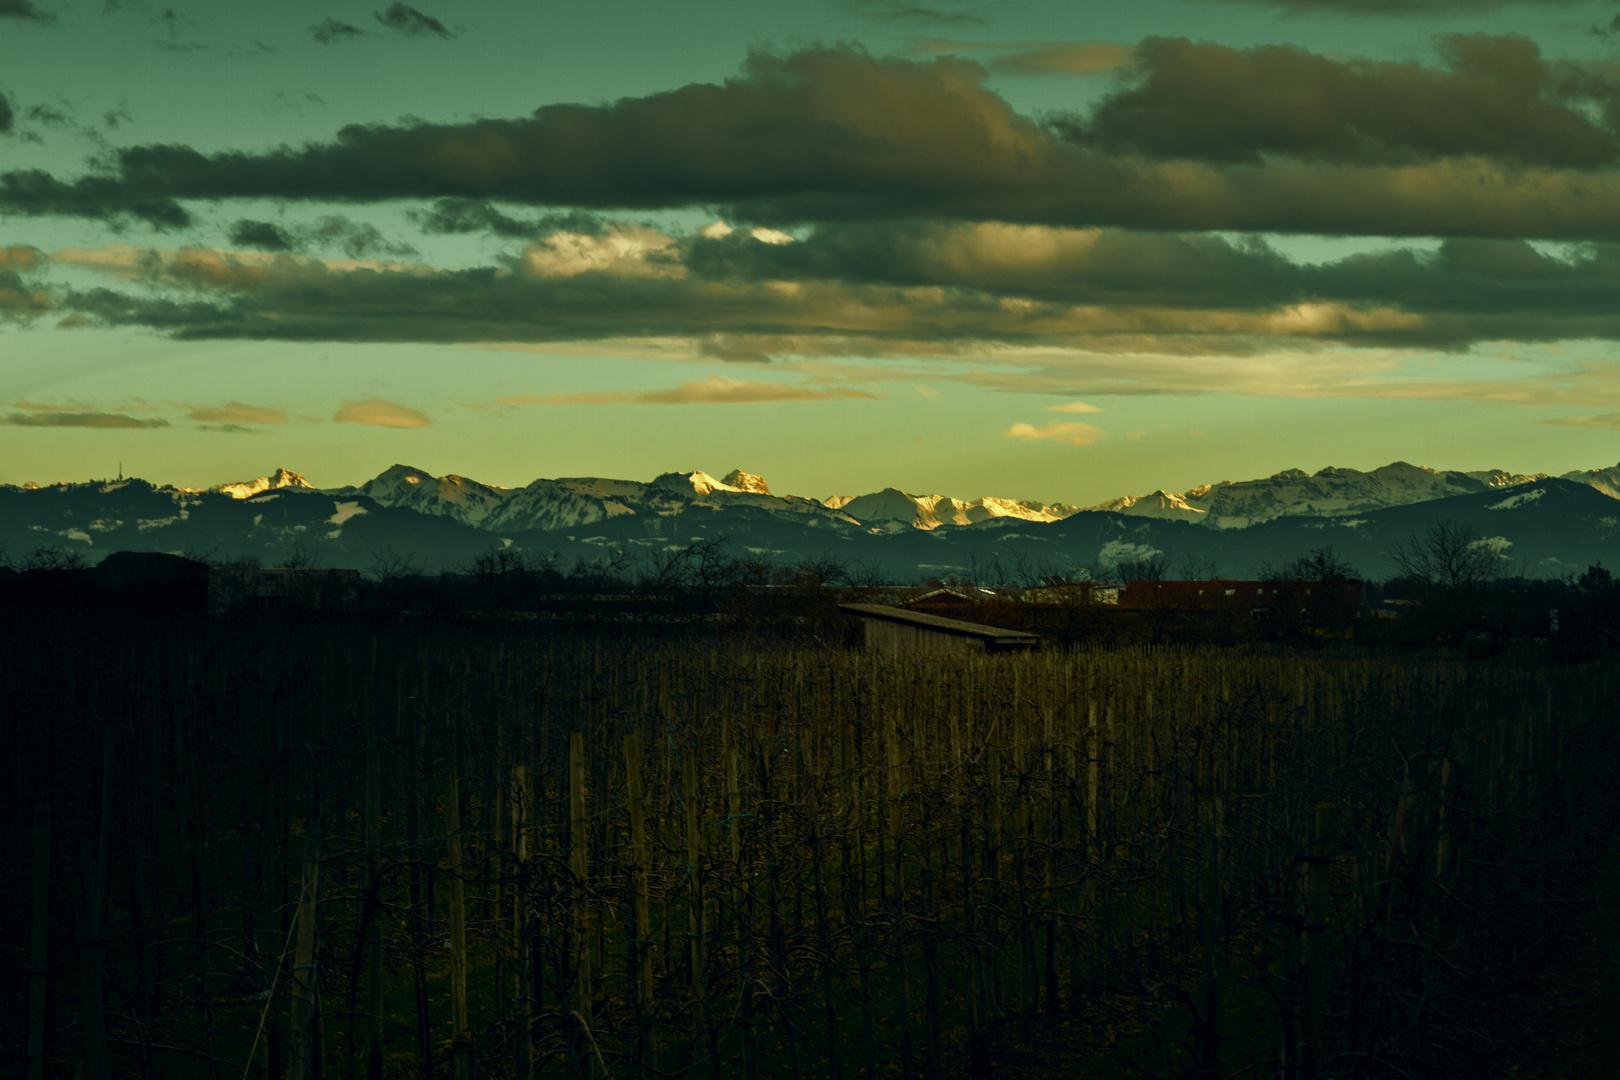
3,0,1620,502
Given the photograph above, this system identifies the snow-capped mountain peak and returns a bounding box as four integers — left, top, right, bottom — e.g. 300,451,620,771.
1088,490,1207,521
655,470,743,496
721,469,771,495
1090,460,1580,530
214,468,316,500
822,487,1081,532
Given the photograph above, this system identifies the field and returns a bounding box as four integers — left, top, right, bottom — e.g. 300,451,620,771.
4,614,1616,1080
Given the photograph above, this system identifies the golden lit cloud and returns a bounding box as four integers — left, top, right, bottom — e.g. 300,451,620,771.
185,401,288,425
333,398,431,428
1045,401,1101,413
1004,420,1103,446
497,375,879,407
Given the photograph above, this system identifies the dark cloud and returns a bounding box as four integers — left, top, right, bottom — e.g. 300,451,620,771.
373,3,451,38
0,246,50,317
410,199,607,238
229,219,297,251
0,271,50,316
24,102,72,128
0,0,55,22
15,44,1620,239
49,221,1620,356
833,0,989,27
1067,35,1620,167
310,215,417,258
0,93,13,134
0,168,189,227
2,411,169,428
311,18,364,44
685,222,1620,348
227,216,414,256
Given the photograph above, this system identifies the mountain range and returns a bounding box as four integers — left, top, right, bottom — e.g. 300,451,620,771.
4,460,1618,582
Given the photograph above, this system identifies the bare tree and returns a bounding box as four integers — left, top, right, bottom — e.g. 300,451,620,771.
367,544,421,586
1385,521,1504,643
1114,550,1170,582
1387,522,1502,591
1260,545,1359,586
20,544,88,571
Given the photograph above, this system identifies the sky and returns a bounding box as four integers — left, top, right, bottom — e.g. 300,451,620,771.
4,0,1620,505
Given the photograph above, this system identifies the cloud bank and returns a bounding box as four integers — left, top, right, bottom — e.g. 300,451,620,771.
13,42,1620,241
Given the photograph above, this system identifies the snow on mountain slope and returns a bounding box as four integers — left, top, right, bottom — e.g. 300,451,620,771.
1187,463,1499,529
722,469,771,494
1088,490,1207,522
328,464,515,527
321,465,857,534
211,468,316,500
1093,462,1569,530
823,488,1081,531
1562,462,1620,500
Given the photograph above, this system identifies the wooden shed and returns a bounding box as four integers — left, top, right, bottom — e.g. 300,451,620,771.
839,603,1040,655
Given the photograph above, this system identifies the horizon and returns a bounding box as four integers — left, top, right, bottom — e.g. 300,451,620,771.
11,453,1618,507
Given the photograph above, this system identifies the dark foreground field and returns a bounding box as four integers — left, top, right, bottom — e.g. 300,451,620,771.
3,614,1617,1080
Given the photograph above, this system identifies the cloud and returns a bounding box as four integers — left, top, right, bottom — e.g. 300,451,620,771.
3,410,168,428
0,0,55,23
0,245,42,271
374,3,452,38
229,220,297,251
0,245,50,315
334,398,430,427
16,43,1620,239
411,199,603,239
47,222,1620,364
833,0,989,27
0,92,12,134
1045,401,1101,413
1541,412,1620,430
185,401,287,424
1065,35,1620,168
222,216,413,257
311,18,364,44
196,422,260,434
500,375,880,406
1005,420,1103,446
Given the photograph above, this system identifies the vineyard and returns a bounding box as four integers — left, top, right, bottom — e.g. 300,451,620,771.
4,614,1617,1079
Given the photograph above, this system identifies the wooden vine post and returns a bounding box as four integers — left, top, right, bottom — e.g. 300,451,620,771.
1199,796,1223,1080
449,709,471,1080
570,729,598,1077
1302,803,1336,1080
625,729,656,1078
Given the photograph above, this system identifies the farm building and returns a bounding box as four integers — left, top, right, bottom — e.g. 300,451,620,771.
840,602,1040,655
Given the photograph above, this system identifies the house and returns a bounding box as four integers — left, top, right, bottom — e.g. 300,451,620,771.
840,603,1040,655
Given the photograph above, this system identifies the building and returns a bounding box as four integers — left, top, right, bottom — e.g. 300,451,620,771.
839,602,1040,655
1021,582,1122,606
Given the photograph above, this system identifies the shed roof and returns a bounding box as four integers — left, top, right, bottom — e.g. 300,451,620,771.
839,603,1040,645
